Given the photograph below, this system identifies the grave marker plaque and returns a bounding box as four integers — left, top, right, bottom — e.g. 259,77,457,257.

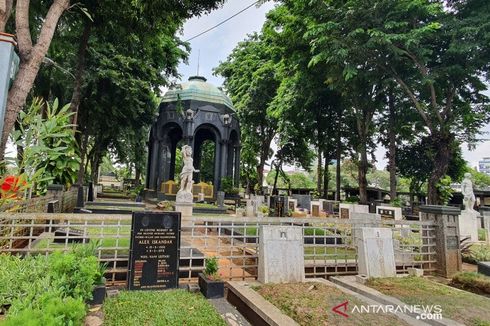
128,211,181,290
340,208,350,219
312,204,320,217
378,208,395,220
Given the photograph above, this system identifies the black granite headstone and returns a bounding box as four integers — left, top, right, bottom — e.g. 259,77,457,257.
128,211,181,290
269,195,287,217
87,182,94,202
292,194,311,212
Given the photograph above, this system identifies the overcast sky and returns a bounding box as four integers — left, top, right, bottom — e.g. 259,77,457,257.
176,1,490,171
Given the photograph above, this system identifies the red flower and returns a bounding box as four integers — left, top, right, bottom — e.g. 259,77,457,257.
0,176,27,198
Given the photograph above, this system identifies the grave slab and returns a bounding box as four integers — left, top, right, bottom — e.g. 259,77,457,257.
258,225,304,283
357,227,396,278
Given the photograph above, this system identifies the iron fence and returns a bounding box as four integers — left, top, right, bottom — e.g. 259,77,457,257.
0,213,437,286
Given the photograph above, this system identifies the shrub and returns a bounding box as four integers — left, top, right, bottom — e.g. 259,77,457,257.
1,243,102,324
344,196,359,203
220,177,235,193
258,205,269,215
4,296,86,326
463,244,490,263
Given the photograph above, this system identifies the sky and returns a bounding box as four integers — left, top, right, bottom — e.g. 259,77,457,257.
177,2,276,85
175,1,490,171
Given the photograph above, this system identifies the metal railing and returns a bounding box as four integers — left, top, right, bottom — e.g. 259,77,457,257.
0,213,437,287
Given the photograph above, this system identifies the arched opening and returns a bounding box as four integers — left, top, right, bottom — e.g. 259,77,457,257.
193,125,220,187
199,140,215,183
156,123,183,186
173,139,186,182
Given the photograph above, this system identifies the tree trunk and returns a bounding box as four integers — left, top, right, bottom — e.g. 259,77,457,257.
0,0,70,161
427,133,453,205
272,159,283,195
91,151,101,184
317,148,322,195
358,144,369,205
387,91,397,201
335,127,341,201
409,179,415,214
135,168,141,186
70,23,91,129
0,0,13,32
77,129,89,186
323,153,329,199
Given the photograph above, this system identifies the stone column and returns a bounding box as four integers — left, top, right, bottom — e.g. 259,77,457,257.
149,141,159,190
213,141,221,192
226,144,234,178
419,205,462,278
234,145,240,187
220,141,228,180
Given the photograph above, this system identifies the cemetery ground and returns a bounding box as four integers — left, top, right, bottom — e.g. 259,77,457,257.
365,276,490,325
253,281,408,325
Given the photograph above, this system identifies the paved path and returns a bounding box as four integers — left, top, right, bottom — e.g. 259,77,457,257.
208,298,251,326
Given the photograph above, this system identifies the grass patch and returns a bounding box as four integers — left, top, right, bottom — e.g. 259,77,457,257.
240,227,332,237
451,272,490,296
84,205,144,211
194,203,220,209
479,229,487,241
366,276,490,326
255,282,407,326
304,246,356,260
103,290,225,326
33,225,131,254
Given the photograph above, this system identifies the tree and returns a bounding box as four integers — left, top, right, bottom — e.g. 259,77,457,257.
299,0,490,204
259,4,341,198
2,0,227,181
1,0,71,161
215,33,280,192
397,136,467,207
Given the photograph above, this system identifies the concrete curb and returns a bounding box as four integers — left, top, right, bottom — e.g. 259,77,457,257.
226,281,298,326
330,276,464,326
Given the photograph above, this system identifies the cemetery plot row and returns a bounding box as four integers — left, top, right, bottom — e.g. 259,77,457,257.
0,213,437,286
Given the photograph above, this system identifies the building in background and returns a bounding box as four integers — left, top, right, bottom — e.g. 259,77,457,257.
479,157,490,175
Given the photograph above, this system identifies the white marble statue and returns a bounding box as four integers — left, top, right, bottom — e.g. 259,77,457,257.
176,145,199,203
461,173,476,212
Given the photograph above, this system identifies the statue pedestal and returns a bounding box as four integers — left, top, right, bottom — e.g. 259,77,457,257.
175,190,193,220
459,210,479,242
175,202,193,219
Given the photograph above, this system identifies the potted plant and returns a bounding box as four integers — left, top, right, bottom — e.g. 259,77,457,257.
88,263,107,305
198,256,224,299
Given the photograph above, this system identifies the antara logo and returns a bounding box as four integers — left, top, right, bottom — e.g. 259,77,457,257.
332,301,349,318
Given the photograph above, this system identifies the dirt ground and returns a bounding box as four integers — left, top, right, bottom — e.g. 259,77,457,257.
255,282,409,326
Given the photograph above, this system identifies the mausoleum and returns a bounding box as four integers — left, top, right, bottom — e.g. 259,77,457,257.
145,76,240,199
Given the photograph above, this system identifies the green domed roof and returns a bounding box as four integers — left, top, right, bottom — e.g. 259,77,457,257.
162,76,234,110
